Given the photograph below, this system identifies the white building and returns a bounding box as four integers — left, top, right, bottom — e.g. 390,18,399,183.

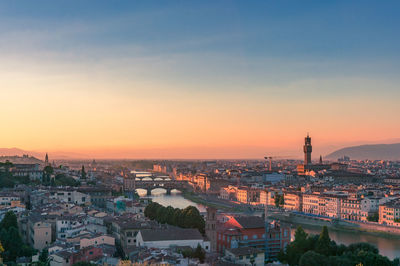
50,190,90,205
136,228,210,251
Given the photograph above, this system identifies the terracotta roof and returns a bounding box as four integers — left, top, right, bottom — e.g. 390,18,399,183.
140,228,203,242
233,216,264,229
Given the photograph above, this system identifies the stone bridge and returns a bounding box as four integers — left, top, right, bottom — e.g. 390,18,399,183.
124,178,190,195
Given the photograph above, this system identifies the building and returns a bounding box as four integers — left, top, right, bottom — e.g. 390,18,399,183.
205,207,217,252
77,187,112,208
217,215,290,261
50,190,90,206
302,193,321,215
136,228,210,251
80,234,115,249
196,174,210,192
259,190,267,206
304,134,312,165
224,247,265,266
111,216,154,253
28,217,52,250
379,199,400,226
341,197,362,221
297,134,330,175
220,186,237,201
265,221,291,260
11,164,43,181
236,187,249,204
0,193,23,209
217,216,265,253
284,192,302,212
323,194,345,218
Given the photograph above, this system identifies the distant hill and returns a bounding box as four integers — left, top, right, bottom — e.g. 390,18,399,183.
0,155,43,164
0,148,42,157
326,143,400,161
0,148,89,160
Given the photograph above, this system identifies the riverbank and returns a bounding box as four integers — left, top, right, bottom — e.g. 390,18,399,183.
181,191,249,212
268,212,400,239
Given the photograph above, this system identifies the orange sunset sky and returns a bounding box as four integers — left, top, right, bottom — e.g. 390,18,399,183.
0,2,399,159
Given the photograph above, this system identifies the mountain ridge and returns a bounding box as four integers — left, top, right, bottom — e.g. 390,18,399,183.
326,143,400,160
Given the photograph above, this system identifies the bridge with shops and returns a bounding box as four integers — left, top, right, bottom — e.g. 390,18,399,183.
124,178,190,195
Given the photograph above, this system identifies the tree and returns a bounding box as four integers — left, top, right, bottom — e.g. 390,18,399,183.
194,244,205,263
54,173,79,187
283,226,310,265
81,165,87,179
0,212,34,263
144,203,205,234
275,194,284,208
72,262,96,266
0,211,18,230
279,194,284,206
43,165,54,185
315,226,331,256
299,251,328,266
367,212,379,222
1,226,24,262
39,248,49,264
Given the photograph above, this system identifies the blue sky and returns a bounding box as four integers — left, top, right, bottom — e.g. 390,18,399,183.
0,1,399,158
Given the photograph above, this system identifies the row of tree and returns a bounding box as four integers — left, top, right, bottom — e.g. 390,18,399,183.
0,211,35,262
144,202,205,234
278,226,399,266
180,244,206,263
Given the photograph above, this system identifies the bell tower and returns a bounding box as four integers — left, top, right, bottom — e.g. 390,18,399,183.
303,134,312,165
205,207,217,252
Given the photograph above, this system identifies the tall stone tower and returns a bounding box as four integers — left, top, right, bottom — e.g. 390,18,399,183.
205,207,217,252
303,134,312,165
44,153,49,166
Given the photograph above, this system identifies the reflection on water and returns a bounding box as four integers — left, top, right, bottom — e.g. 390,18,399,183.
137,188,207,212
294,225,400,260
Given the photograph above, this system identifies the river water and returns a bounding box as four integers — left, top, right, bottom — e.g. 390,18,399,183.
138,189,400,260
137,188,207,212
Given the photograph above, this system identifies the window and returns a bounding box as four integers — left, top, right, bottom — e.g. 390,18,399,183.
243,235,248,240
253,234,257,239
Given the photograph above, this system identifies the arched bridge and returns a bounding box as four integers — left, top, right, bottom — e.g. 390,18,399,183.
124,179,191,195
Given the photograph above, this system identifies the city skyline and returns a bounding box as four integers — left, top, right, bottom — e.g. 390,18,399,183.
1,1,399,159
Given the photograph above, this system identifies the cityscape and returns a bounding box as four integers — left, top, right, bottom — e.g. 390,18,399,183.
1,1,400,266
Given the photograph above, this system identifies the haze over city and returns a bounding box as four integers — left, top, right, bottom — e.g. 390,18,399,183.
2,2,400,266
1,1,399,159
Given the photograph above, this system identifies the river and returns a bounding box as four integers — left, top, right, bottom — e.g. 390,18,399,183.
138,189,400,260
137,188,207,212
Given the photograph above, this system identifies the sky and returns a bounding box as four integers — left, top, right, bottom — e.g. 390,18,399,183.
0,1,399,159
